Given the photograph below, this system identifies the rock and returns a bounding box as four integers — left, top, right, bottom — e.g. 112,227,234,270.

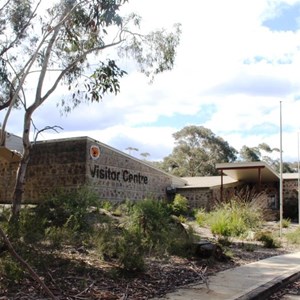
193,240,227,261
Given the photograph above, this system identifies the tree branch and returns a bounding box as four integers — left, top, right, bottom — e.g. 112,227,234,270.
0,226,57,300
0,0,41,57
40,38,124,104
0,0,10,13
33,125,63,143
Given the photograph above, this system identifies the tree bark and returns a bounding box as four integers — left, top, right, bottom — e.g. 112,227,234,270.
11,149,30,220
10,110,33,221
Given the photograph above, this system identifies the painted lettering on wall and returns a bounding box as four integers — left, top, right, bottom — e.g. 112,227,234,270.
90,165,148,184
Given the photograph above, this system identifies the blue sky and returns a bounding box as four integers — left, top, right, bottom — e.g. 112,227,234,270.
2,0,300,162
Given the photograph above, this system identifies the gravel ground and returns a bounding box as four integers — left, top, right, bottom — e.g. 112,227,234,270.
2,221,300,299
269,280,300,299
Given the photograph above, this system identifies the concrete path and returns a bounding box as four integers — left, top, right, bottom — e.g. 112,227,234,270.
153,252,300,300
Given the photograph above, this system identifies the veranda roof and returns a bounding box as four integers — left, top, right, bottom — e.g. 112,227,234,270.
216,161,279,183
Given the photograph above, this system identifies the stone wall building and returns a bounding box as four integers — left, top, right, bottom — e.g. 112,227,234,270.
0,136,185,204
1,134,300,221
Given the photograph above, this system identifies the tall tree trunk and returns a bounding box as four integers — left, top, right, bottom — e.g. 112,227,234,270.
11,146,31,220
10,111,33,222
0,128,5,146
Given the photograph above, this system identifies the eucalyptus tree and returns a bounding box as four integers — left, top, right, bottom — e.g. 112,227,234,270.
239,143,296,172
162,126,237,176
0,0,181,220
0,0,38,137
239,145,261,162
140,152,150,160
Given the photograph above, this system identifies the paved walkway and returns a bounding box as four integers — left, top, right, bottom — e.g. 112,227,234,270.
153,252,300,300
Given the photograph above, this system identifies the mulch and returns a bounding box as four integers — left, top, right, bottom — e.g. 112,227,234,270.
2,222,300,299
0,240,292,300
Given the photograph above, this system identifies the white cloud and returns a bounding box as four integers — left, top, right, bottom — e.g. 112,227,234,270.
2,0,300,163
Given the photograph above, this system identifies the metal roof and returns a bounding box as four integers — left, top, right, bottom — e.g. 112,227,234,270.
216,161,279,183
180,176,238,188
282,173,299,180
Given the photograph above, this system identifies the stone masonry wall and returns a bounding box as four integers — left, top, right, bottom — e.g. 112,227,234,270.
177,182,281,216
176,188,212,210
0,158,18,203
0,137,173,204
86,139,172,203
23,138,88,202
283,179,298,202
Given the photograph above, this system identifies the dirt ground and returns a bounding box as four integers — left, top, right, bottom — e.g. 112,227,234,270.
1,221,300,299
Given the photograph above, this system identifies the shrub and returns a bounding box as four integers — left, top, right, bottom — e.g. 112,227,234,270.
100,200,113,212
45,226,74,248
124,199,194,258
95,220,122,260
0,255,24,283
286,227,300,244
177,215,187,223
207,200,262,238
95,218,146,271
209,211,232,237
128,199,172,254
255,231,280,248
35,187,99,232
171,194,189,216
282,218,291,228
116,229,145,271
194,208,208,227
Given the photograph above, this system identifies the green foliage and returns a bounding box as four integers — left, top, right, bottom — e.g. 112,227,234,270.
169,223,195,257
94,198,194,271
100,200,113,212
207,200,262,238
255,231,280,248
95,222,121,260
239,143,295,173
0,196,193,274
177,215,187,223
208,211,239,237
2,188,100,248
44,226,74,248
239,145,261,162
18,207,46,244
96,224,146,271
171,194,189,216
1,0,181,223
116,229,145,271
0,255,24,283
128,199,172,254
282,218,291,228
194,208,209,227
35,187,98,232
161,125,237,176
285,227,300,244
